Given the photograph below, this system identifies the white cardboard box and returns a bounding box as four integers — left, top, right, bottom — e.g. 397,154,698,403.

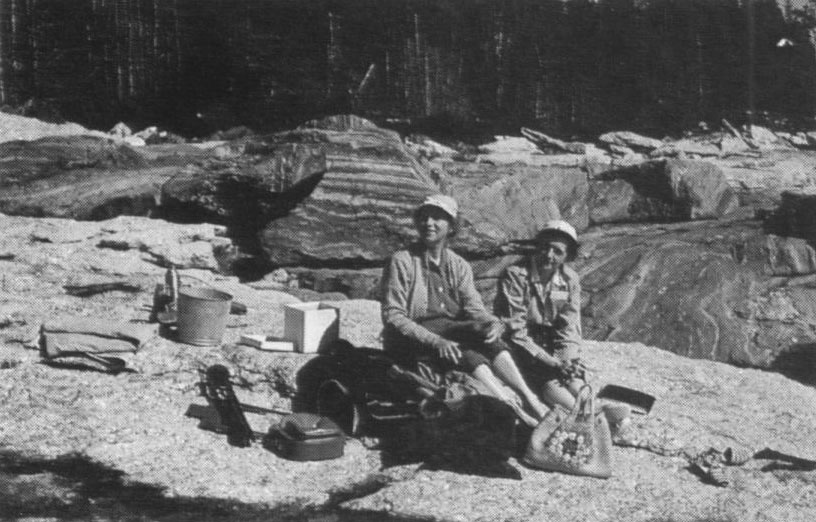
283,302,340,354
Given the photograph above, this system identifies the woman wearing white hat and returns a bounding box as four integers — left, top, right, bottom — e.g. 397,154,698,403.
495,220,586,410
381,194,549,425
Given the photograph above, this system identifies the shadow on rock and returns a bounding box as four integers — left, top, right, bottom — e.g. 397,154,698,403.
0,450,432,521
294,341,522,480
377,395,522,480
770,342,816,386
755,448,816,472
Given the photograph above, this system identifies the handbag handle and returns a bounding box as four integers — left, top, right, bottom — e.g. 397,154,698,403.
569,384,595,420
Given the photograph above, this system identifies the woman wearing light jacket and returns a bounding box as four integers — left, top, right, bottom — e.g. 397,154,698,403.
495,220,585,410
380,194,549,425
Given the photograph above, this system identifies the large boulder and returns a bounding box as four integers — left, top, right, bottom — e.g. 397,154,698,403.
575,220,816,367
160,142,328,246
161,116,438,266
713,155,816,210
438,162,589,255
0,136,202,220
260,116,439,265
588,159,739,224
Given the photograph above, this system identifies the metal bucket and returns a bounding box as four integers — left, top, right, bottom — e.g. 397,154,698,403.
176,287,233,346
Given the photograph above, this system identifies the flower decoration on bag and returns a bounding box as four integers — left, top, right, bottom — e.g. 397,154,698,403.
545,428,594,464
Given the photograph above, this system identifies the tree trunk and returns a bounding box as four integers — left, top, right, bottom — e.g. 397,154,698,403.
115,0,125,101
127,0,136,98
173,0,181,88
384,50,390,100
29,0,38,94
135,0,144,97
0,0,6,104
101,0,115,101
327,11,336,98
413,11,418,113
494,9,505,110
423,47,430,116
152,0,159,96
695,32,704,112
746,0,756,125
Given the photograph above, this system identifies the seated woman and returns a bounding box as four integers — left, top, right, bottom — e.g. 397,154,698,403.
494,220,586,410
380,194,549,425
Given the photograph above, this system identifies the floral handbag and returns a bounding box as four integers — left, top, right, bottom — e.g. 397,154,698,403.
522,385,613,478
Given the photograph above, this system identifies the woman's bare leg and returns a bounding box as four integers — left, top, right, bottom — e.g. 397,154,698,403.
540,380,577,410
490,351,550,419
471,363,539,427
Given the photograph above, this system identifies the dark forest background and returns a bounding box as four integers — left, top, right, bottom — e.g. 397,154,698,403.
0,0,815,140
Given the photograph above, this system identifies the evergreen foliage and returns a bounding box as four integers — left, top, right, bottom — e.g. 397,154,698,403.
0,0,812,138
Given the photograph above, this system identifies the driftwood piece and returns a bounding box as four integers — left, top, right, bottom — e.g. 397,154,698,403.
64,281,143,297
356,63,377,96
721,119,759,150
598,131,664,151
521,127,586,154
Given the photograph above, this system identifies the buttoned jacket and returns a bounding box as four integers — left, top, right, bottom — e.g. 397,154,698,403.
380,244,495,349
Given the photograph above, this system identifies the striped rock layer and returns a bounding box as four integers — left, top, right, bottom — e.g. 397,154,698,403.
261,116,439,265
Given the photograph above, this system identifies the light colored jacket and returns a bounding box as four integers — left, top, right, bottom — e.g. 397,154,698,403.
380,245,494,349
496,257,582,359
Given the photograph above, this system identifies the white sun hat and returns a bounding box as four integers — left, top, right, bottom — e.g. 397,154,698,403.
416,194,458,220
535,220,579,260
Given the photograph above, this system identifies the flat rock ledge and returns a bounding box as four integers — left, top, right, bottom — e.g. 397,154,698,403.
1,337,814,522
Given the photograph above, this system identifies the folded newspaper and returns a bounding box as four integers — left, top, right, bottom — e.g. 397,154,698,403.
239,334,295,352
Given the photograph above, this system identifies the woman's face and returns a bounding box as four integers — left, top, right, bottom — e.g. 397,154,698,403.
537,238,569,271
416,207,452,247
